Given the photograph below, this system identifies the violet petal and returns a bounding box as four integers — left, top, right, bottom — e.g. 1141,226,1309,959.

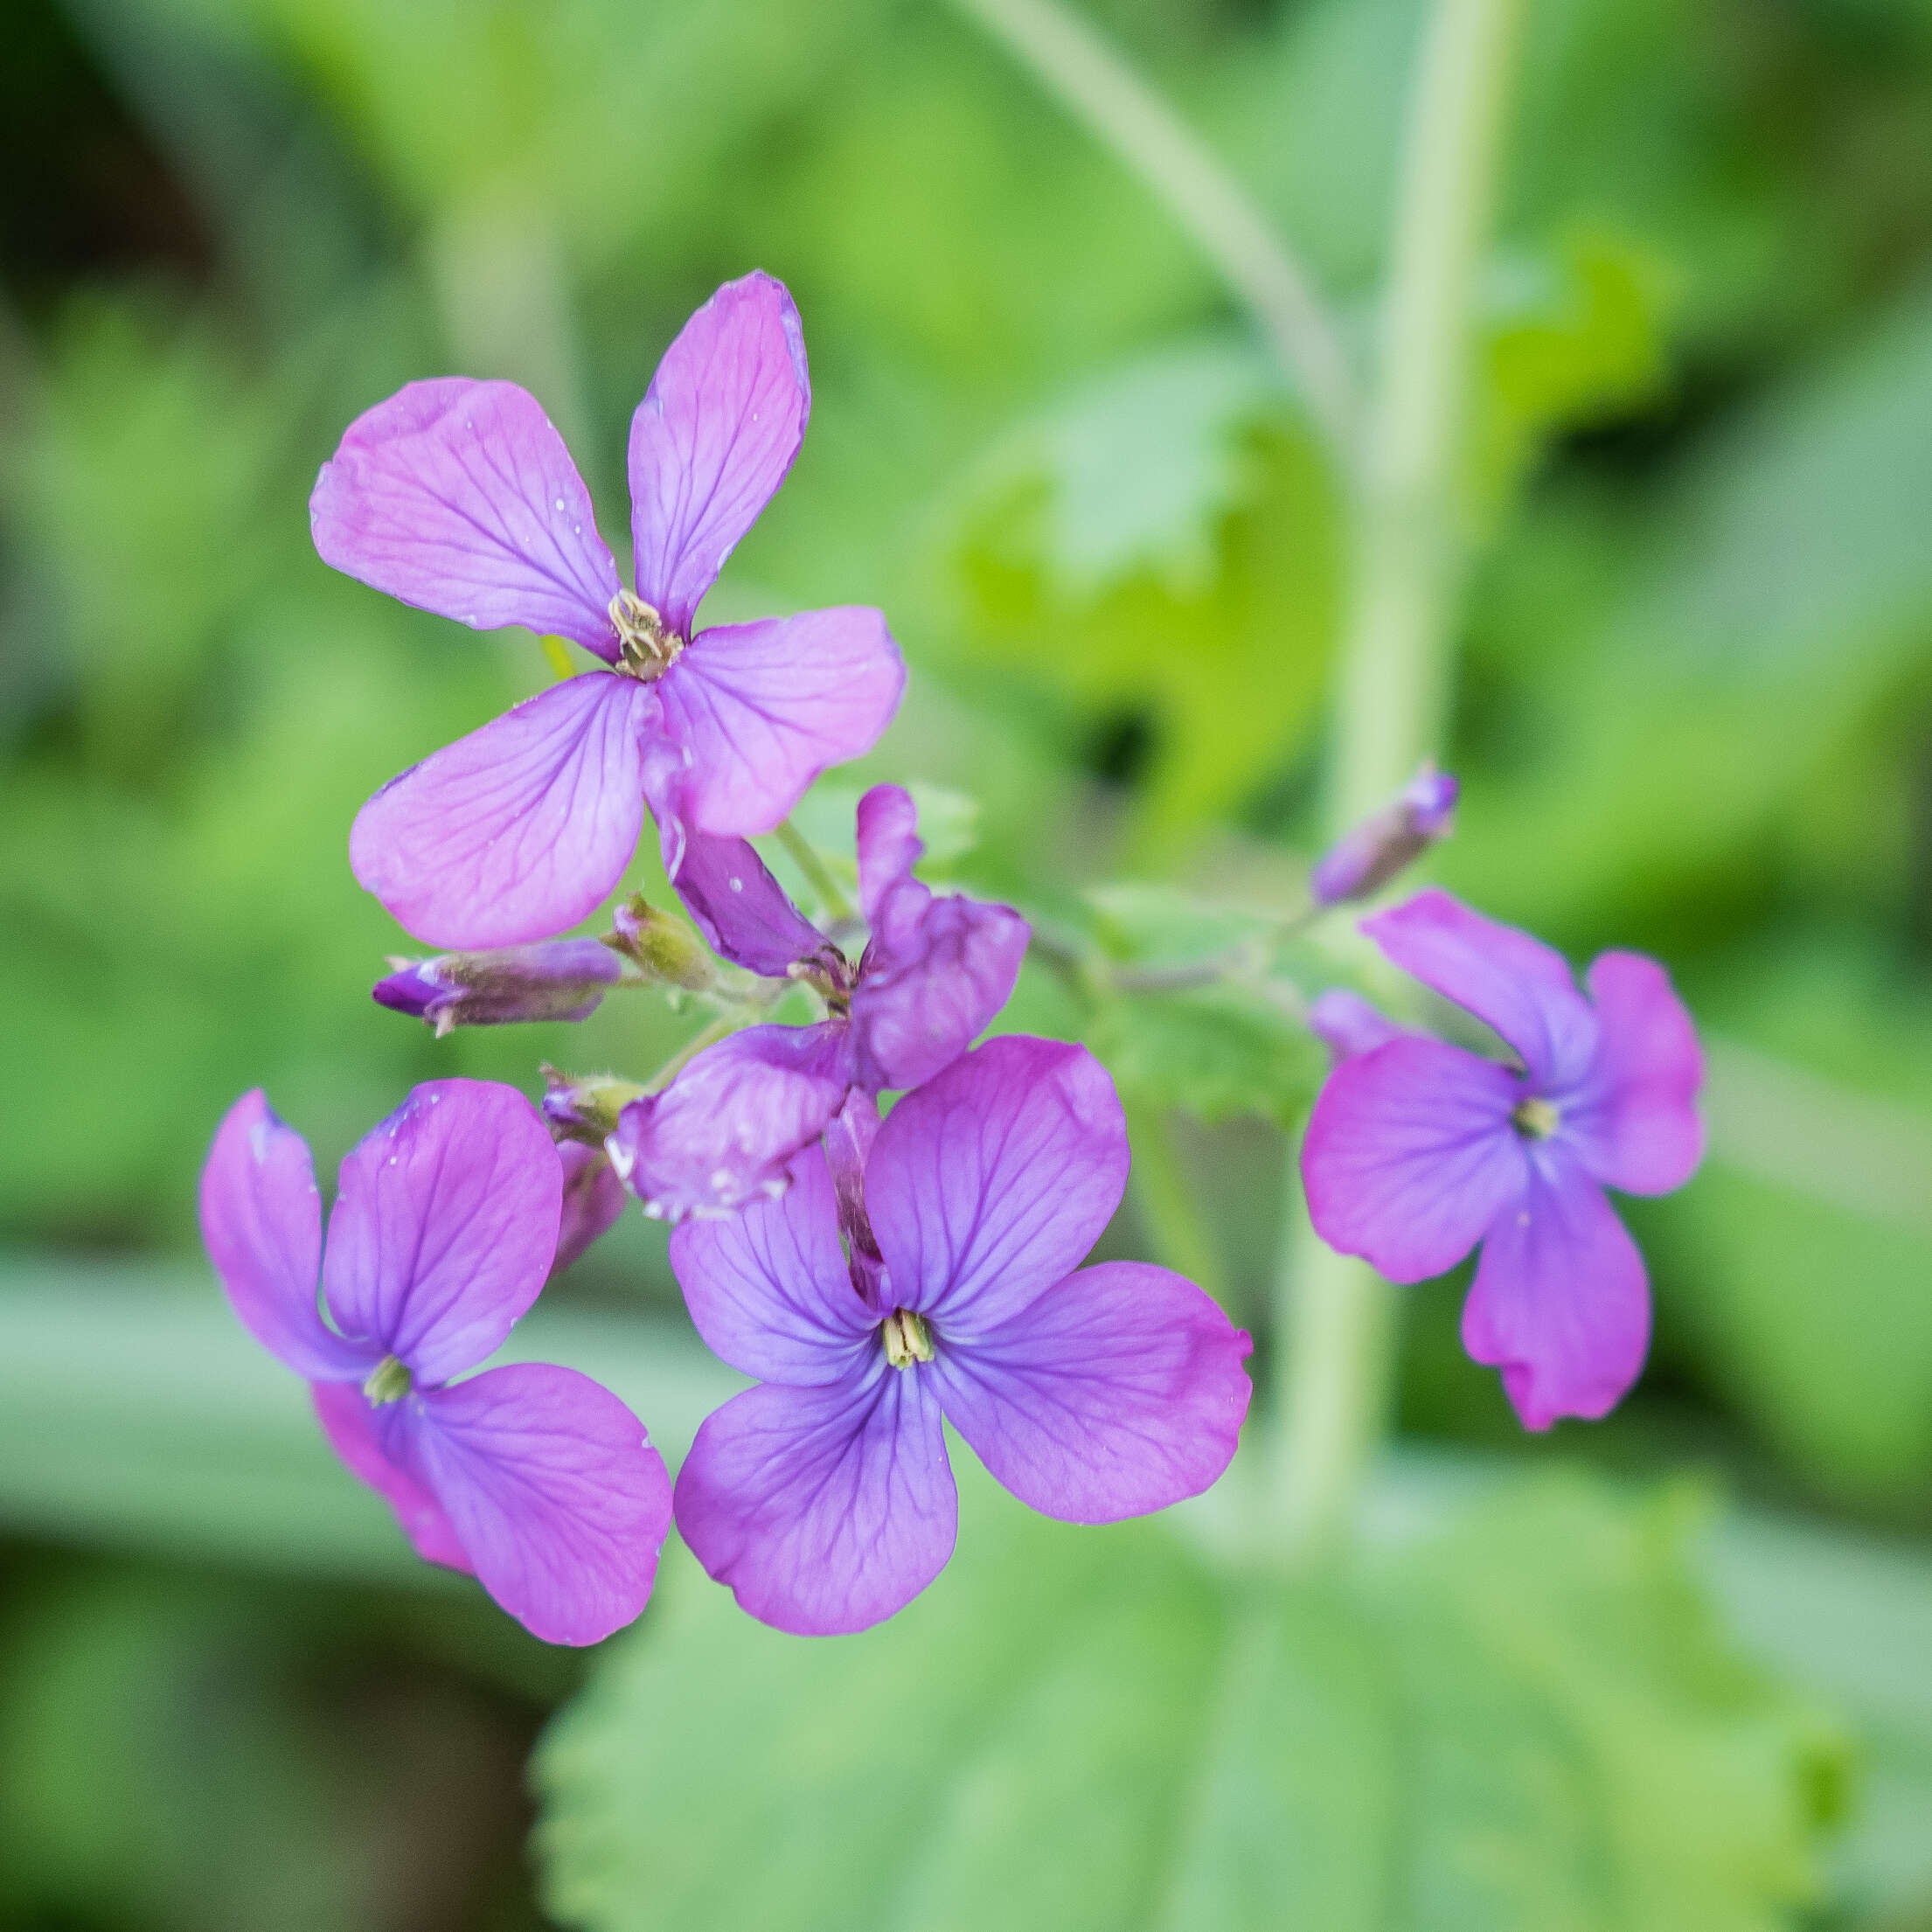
1362,889,1598,1088
628,272,811,638
931,1260,1252,1522
198,1091,375,1382
386,1364,672,1645
865,1037,1128,1339
1301,1036,1525,1282
608,1024,852,1223
854,783,922,926
1462,1145,1651,1430
311,1380,470,1571
1307,989,1413,1063
1555,951,1706,1196
673,1362,956,1637
850,891,1030,1095
311,378,621,660
672,830,824,976
552,1143,629,1275
321,1080,560,1386
351,672,659,950
667,1147,876,1384
655,606,904,837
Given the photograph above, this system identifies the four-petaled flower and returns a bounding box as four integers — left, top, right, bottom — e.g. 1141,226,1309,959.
199,1079,671,1643
670,1036,1253,1635
312,272,905,949
1301,889,1704,1430
608,785,1030,1220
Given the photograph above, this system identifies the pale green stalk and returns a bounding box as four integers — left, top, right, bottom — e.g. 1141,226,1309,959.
944,0,1356,454
775,820,855,923
1272,0,1527,1555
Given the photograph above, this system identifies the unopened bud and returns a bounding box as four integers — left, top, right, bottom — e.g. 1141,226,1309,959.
1307,989,1409,1064
541,1065,647,1145
1309,768,1459,907
606,893,717,991
373,940,622,1034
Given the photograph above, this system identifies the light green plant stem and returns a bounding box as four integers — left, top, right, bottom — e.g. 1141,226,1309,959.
1122,1102,1229,1307
944,0,1356,455
775,819,855,923
1273,0,1526,1556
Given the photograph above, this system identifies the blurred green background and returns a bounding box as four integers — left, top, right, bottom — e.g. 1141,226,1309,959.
3,0,1932,1925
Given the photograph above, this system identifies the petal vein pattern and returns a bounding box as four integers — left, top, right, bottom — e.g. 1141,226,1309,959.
310,378,620,657
351,672,657,949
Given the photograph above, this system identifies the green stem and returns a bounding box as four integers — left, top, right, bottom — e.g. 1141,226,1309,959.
1122,1102,1229,1307
1273,0,1526,1555
775,820,854,924
945,0,1356,455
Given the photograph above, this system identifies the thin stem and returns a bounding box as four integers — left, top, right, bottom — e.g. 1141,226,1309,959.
946,0,1356,455
1273,0,1526,1556
1122,1102,1229,1306
775,820,855,924
643,980,791,1092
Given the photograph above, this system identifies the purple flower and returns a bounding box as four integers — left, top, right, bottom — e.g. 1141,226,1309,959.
372,938,623,1032
198,1079,671,1643
1301,889,1704,1430
608,785,1030,1220
670,1036,1253,1634
1309,767,1459,907
312,272,906,949
552,1143,629,1276
1306,988,1413,1063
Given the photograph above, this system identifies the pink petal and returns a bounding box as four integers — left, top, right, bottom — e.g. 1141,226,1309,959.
673,1363,956,1636
311,1380,469,1571
671,830,824,976
608,1023,854,1224
627,272,811,636
1301,1037,1526,1282
865,1037,1129,1338
1556,952,1706,1196
1306,989,1414,1063
311,378,620,659
1362,889,1598,1088
351,671,658,949
655,606,904,837
552,1143,629,1276
198,1091,374,1382
1463,1147,1651,1430
667,1148,876,1383
321,1080,560,1386
855,783,922,927
389,1364,672,1645
932,1261,1252,1522
850,891,1030,1094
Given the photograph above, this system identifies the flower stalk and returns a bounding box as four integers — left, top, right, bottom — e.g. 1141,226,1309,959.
1272,0,1527,1555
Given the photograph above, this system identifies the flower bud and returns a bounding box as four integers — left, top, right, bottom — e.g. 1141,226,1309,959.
1307,989,1410,1063
540,1066,648,1145
606,893,719,992
1309,768,1459,907
373,940,622,1035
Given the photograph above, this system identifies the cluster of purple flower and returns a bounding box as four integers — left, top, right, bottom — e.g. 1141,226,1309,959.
199,272,1704,1648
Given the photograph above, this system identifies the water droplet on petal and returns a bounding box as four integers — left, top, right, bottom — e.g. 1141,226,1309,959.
554,496,566,512
728,876,744,893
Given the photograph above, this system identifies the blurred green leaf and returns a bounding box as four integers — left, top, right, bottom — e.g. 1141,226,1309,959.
943,339,1344,841
1470,226,1671,518
1087,983,1321,1128
536,1467,1832,1931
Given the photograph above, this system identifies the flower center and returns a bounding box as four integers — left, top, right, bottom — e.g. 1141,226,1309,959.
1512,1095,1561,1141
880,1308,935,1370
608,589,684,680
362,1354,413,1405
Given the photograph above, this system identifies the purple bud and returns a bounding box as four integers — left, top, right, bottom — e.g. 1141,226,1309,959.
541,1067,649,1146
551,1143,629,1275
372,940,624,1034
1309,768,1460,907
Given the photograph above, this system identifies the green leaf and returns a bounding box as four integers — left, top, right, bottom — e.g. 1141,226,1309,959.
943,340,1345,842
1086,983,1322,1127
535,1466,1834,1932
